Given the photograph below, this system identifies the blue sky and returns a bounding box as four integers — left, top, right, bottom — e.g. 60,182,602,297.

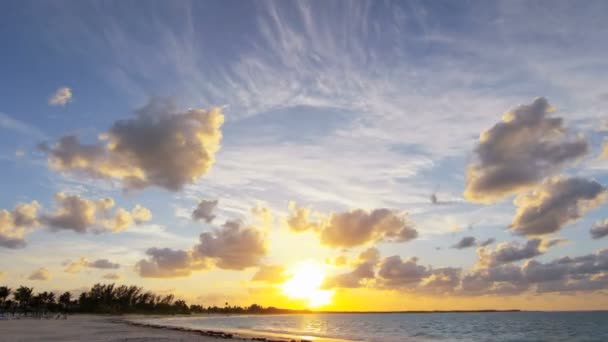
1,1,608,310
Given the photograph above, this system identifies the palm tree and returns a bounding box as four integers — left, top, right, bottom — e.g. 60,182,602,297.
0,286,11,304
14,286,33,306
59,292,71,308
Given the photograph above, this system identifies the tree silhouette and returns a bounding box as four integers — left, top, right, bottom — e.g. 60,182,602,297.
0,283,308,315
14,286,34,306
0,286,11,305
59,292,72,307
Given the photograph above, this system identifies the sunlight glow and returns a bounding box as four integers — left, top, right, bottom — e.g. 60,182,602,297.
281,261,334,308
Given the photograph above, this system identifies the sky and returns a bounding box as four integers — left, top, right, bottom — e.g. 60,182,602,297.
1,0,608,311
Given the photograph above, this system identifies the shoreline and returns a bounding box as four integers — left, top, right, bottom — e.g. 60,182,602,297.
122,316,354,342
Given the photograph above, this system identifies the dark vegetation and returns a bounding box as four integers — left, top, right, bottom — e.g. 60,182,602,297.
0,283,304,316
0,284,521,317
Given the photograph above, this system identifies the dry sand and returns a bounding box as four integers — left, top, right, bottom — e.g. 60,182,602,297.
0,315,231,342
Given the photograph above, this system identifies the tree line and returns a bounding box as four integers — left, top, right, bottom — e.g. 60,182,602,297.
0,283,306,316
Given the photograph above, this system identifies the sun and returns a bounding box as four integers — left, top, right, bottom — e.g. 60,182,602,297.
281,261,334,308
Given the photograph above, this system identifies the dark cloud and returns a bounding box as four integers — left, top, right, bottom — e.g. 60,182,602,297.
452,236,495,249
467,249,608,295
460,265,528,295
419,267,462,294
452,236,477,249
465,98,588,203
476,238,564,268
40,98,225,191
374,255,462,294
322,248,608,296
192,199,218,223
324,262,376,289
590,219,608,239
135,247,207,278
0,235,27,249
88,259,120,269
136,207,269,278
378,256,430,287
194,220,268,270
510,177,606,236
478,238,495,247
287,203,417,248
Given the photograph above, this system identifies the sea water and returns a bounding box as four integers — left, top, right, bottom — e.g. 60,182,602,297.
135,311,608,341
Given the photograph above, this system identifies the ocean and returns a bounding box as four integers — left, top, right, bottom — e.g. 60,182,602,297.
133,311,608,341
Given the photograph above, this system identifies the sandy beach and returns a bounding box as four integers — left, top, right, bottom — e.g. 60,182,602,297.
0,314,333,342
0,315,215,342
0,314,290,342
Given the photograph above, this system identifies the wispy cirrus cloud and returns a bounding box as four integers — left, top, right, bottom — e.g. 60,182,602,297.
0,112,47,140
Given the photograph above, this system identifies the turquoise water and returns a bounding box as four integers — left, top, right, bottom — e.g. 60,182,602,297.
137,311,608,341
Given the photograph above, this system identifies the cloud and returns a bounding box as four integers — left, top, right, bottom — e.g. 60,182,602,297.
325,255,348,266
478,238,495,247
377,256,430,287
357,247,381,264
0,112,46,139
192,199,218,223
0,201,41,249
465,98,588,204
131,205,152,224
135,247,207,278
42,193,99,232
40,98,225,191
418,267,462,294
324,247,381,289
510,177,606,236
251,265,287,284
102,273,122,280
28,267,52,281
64,257,121,273
590,219,608,239
462,249,608,295
452,236,477,249
88,259,120,269
194,219,268,270
452,236,496,249
63,257,88,273
328,247,608,296
286,202,321,232
325,262,376,289
287,203,417,248
136,207,269,277
41,192,151,233
322,209,417,248
460,265,528,296
48,87,72,106
476,238,564,268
